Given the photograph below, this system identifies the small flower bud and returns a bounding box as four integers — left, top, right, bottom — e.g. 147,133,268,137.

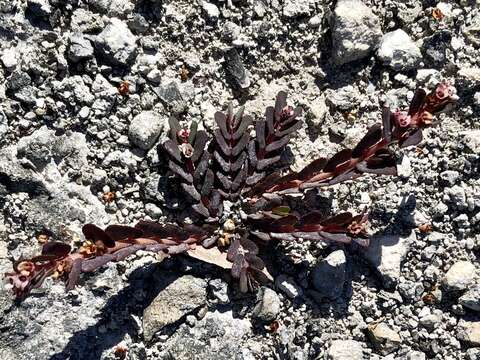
177,128,190,142
394,111,411,127
281,105,294,119
179,143,194,158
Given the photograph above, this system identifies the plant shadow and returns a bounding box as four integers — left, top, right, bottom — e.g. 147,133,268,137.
48,263,178,360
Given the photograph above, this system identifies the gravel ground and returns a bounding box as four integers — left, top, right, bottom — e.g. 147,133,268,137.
0,0,479,359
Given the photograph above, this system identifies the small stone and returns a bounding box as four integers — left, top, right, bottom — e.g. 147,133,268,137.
311,249,346,300
367,322,402,355
397,155,411,178
419,311,442,330
377,29,422,71
446,185,467,209
458,67,480,87
145,203,162,218
439,170,460,186
1,47,17,71
462,130,480,153
78,106,90,119
275,275,303,299
68,34,94,62
406,351,426,360
416,69,441,86
325,85,359,111
328,340,363,360
308,14,322,28
27,0,51,16
466,348,480,360
443,261,476,292
222,21,241,41
154,82,186,114
253,287,281,322
209,278,229,304
223,48,251,89
128,111,164,150
460,285,480,312
463,14,480,47
422,30,451,67
457,320,480,346
147,69,162,84
283,0,311,18
253,1,266,18
142,275,207,341
331,0,382,65
94,18,138,65
362,232,415,288
398,280,424,302
202,1,220,20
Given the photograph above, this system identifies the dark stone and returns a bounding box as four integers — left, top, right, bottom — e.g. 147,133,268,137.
154,81,187,114
422,30,452,67
223,48,251,89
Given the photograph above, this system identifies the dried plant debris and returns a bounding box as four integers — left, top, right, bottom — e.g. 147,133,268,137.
5,83,458,299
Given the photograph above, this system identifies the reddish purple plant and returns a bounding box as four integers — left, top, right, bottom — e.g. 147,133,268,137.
5,83,457,298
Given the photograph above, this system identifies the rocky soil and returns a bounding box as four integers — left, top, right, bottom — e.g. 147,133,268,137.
0,0,479,359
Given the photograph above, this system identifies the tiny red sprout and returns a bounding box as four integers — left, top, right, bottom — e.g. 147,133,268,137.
114,344,128,359
118,81,129,96
394,110,411,127
281,105,295,118
435,83,456,100
177,128,190,142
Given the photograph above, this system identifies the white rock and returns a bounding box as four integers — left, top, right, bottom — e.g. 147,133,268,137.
328,340,363,360
253,287,281,322
457,320,480,346
283,0,311,18
443,261,476,291
458,67,480,87
406,351,426,360
142,275,207,341
332,0,382,65
128,111,165,150
1,48,17,71
275,275,303,299
377,29,422,71
462,130,480,153
362,232,416,287
368,322,402,355
202,1,220,20
397,155,411,178
94,18,138,65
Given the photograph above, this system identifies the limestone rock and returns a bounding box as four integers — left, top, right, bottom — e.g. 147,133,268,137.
362,232,415,288
377,29,422,71
443,261,476,292
142,275,207,341
368,322,402,355
332,0,382,65
128,111,165,150
94,18,137,65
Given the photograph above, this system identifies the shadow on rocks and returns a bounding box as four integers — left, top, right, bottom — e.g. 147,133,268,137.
48,263,178,360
